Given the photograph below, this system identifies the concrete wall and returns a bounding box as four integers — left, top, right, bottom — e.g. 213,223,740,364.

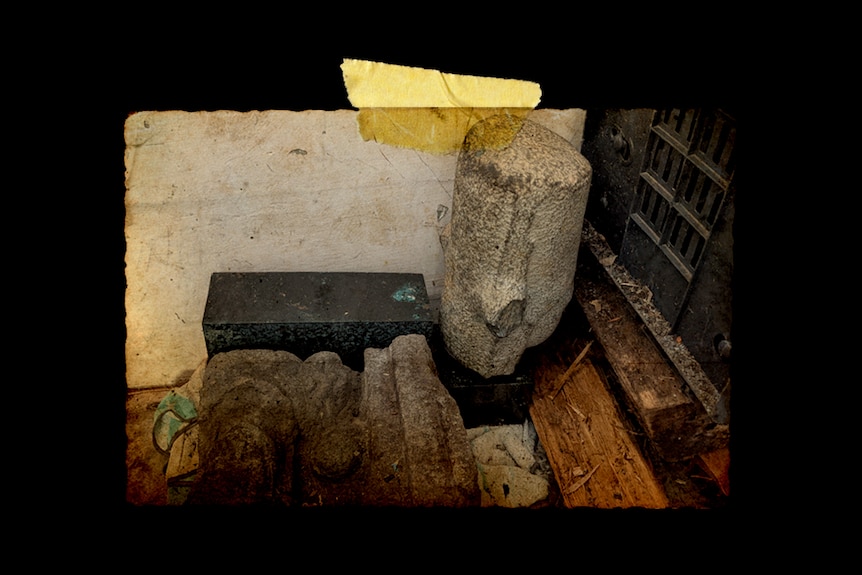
124,109,586,390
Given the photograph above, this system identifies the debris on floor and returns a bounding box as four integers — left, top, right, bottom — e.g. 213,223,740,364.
530,353,669,509
694,447,731,497
467,419,554,508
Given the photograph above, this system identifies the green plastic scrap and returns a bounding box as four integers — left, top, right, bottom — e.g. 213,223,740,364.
152,390,198,455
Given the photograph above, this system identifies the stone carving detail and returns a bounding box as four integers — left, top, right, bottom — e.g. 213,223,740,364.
186,334,479,507
440,115,592,378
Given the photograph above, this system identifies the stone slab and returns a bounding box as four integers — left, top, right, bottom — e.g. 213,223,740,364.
202,272,432,371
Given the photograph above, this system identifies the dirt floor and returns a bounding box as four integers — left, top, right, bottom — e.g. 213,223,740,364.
125,388,171,506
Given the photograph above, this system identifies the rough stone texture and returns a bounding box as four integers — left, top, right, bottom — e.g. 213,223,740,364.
362,334,479,507
467,423,552,508
201,271,433,371
478,464,549,509
186,334,480,507
440,115,592,378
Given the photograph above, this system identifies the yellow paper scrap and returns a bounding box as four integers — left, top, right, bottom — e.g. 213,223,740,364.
341,59,542,153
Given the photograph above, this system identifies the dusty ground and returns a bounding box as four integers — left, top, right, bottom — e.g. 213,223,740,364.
125,389,171,506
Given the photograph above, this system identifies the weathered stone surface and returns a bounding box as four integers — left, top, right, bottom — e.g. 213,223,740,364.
468,423,552,508
363,334,479,507
187,348,358,506
478,464,549,509
440,115,592,378
201,272,433,371
186,334,479,507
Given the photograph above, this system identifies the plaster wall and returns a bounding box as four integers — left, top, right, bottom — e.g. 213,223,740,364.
125,109,585,390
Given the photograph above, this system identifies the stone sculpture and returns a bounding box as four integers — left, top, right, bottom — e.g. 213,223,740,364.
186,334,479,507
439,115,592,378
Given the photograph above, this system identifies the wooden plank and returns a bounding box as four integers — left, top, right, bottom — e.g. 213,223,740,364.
573,242,728,461
530,358,668,509
581,221,723,421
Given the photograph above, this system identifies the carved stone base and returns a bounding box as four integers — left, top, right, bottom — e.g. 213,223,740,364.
186,334,480,507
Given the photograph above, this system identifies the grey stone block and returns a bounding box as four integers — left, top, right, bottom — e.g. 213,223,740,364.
202,272,433,371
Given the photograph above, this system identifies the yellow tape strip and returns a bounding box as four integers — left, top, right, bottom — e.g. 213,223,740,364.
341,59,541,153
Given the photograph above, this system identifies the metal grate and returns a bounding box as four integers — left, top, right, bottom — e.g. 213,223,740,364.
629,109,735,282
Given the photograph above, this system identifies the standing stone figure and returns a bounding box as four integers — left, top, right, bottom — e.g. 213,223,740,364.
440,115,592,378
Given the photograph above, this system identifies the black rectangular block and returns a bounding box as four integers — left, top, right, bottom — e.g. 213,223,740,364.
202,272,433,370
428,327,533,428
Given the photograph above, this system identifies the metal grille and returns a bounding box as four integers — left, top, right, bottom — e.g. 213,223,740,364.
629,109,735,282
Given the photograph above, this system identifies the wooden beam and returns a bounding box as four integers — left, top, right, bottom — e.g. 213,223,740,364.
530,358,668,509
573,241,728,461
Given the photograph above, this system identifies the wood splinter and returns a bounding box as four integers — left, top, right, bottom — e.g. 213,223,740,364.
550,340,594,400
564,462,602,495
566,402,588,422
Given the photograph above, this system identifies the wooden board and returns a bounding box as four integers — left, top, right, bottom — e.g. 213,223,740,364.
573,243,728,461
530,357,668,509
